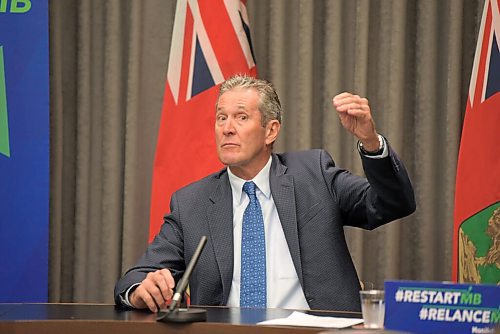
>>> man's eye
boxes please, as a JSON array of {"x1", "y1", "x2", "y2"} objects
[
  {"x1": 239, "y1": 115, "x2": 248, "y2": 121},
  {"x1": 217, "y1": 115, "x2": 226, "y2": 122}
]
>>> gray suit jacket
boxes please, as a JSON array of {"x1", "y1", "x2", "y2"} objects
[{"x1": 115, "y1": 146, "x2": 415, "y2": 311}]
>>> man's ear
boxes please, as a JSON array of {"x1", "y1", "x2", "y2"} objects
[{"x1": 265, "y1": 120, "x2": 281, "y2": 145}]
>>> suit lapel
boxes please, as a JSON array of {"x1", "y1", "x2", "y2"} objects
[
  {"x1": 269, "y1": 154, "x2": 304, "y2": 286},
  {"x1": 207, "y1": 171, "x2": 234, "y2": 304}
]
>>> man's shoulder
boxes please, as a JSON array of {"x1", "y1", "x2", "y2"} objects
[
  {"x1": 277, "y1": 148, "x2": 326, "y2": 158},
  {"x1": 275, "y1": 149, "x2": 334, "y2": 167},
  {"x1": 174, "y1": 168, "x2": 227, "y2": 196}
]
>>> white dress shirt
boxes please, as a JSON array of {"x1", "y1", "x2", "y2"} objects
[{"x1": 226, "y1": 157, "x2": 309, "y2": 309}]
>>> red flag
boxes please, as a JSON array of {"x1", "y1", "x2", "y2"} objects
[
  {"x1": 149, "y1": 0, "x2": 257, "y2": 241},
  {"x1": 453, "y1": 0, "x2": 500, "y2": 283}
]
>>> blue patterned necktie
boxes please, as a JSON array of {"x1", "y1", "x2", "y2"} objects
[{"x1": 240, "y1": 181, "x2": 267, "y2": 308}]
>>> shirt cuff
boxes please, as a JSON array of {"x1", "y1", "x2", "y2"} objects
[
  {"x1": 120, "y1": 283, "x2": 141, "y2": 308},
  {"x1": 357, "y1": 135, "x2": 388, "y2": 159}
]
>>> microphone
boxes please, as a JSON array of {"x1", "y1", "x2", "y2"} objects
[{"x1": 157, "y1": 235, "x2": 208, "y2": 323}]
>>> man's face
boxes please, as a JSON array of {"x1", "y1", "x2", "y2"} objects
[{"x1": 215, "y1": 88, "x2": 279, "y2": 179}]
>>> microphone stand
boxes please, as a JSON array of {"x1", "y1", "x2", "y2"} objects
[{"x1": 157, "y1": 235, "x2": 208, "y2": 323}]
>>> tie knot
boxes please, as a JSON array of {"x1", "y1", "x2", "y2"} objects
[{"x1": 243, "y1": 181, "x2": 256, "y2": 197}]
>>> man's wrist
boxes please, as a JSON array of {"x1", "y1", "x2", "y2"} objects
[
  {"x1": 121, "y1": 283, "x2": 141, "y2": 308},
  {"x1": 359, "y1": 135, "x2": 384, "y2": 155}
]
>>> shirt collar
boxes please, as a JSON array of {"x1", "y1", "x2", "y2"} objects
[{"x1": 227, "y1": 156, "x2": 273, "y2": 204}]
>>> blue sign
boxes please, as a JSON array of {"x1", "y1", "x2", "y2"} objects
[
  {"x1": 385, "y1": 280, "x2": 499, "y2": 334},
  {"x1": 0, "y1": 0, "x2": 49, "y2": 302}
]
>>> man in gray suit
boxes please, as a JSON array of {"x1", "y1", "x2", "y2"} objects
[{"x1": 114, "y1": 74, "x2": 415, "y2": 312}]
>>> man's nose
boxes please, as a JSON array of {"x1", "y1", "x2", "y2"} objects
[{"x1": 222, "y1": 118, "x2": 235, "y2": 135}]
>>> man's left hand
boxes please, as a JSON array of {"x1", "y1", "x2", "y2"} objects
[{"x1": 332, "y1": 92, "x2": 380, "y2": 152}]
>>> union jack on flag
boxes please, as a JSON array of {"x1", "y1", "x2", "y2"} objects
[
  {"x1": 467, "y1": 0, "x2": 500, "y2": 108},
  {"x1": 149, "y1": 0, "x2": 257, "y2": 240},
  {"x1": 453, "y1": 0, "x2": 499, "y2": 283}
]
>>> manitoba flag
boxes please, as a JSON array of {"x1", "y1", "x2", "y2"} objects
[
  {"x1": 453, "y1": 0, "x2": 499, "y2": 283},
  {"x1": 149, "y1": 0, "x2": 257, "y2": 240}
]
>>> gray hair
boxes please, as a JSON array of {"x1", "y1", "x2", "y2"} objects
[{"x1": 216, "y1": 74, "x2": 282, "y2": 126}]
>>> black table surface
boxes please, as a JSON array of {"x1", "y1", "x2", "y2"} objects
[
  {"x1": 0, "y1": 303, "x2": 413, "y2": 334},
  {"x1": 0, "y1": 303, "x2": 361, "y2": 324}
]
